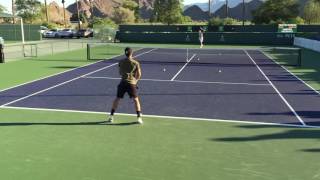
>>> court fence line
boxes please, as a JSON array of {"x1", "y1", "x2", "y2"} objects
[{"x1": 3, "y1": 39, "x2": 99, "y2": 62}]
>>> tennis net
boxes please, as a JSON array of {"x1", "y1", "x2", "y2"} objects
[{"x1": 87, "y1": 43, "x2": 302, "y2": 66}]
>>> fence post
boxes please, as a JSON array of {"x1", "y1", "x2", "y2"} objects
[
  {"x1": 0, "y1": 39, "x2": 4, "y2": 63},
  {"x1": 298, "y1": 48, "x2": 302, "y2": 67},
  {"x1": 87, "y1": 44, "x2": 90, "y2": 60},
  {"x1": 51, "y1": 42, "x2": 54, "y2": 55}
]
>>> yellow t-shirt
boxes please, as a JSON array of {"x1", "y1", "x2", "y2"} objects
[{"x1": 119, "y1": 58, "x2": 141, "y2": 85}]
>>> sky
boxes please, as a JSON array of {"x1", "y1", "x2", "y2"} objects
[{"x1": 0, "y1": 0, "x2": 208, "y2": 13}]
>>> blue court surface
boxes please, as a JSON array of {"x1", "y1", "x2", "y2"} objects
[{"x1": 1, "y1": 48, "x2": 320, "y2": 127}]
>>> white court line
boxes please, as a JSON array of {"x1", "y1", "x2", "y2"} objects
[
  {"x1": 1, "y1": 106, "x2": 318, "y2": 128},
  {"x1": 0, "y1": 49, "x2": 157, "y2": 107},
  {"x1": 0, "y1": 58, "x2": 110, "y2": 94},
  {"x1": 244, "y1": 50, "x2": 306, "y2": 126},
  {"x1": 0, "y1": 47, "x2": 147, "y2": 94},
  {"x1": 83, "y1": 76, "x2": 271, "y2": 86},
  {"x1": 260, "y1": 50, "x2": 320, "y2": 96},
  {"x1": 170, "y1": 54, "x2": 196, "y2": 81},
  {"x1": 147, "y1": 51, "x2": 247, "y2": 57}
]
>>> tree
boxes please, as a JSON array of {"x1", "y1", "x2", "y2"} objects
[
  {"x1": 152, "y1": 0, "x2": 186, "y2": 25},
  {"x1": 89, "y1": 17, "x2": 117, "y2": 28},
  {"x1": 44, "y1": 0, "x2": 49, "y2": 23},
  {"x1": 122, "y1": 0, "x2": 139, "y2": 21},
  {"x1": 252, "y1": 0, "x2": 300, "y2": 24},
  {"x1": 15, "y1": 0, "x2": 42, "y2": 23},
  {"x1": 12, "y1": 0, "x2": 16, "y2": 23},
  {"x1": 70, "y1": 12, "x2": 88, "y2": 24},
  {"x1": 112, "y1": 7, "x2": 135, "y2": 24},
  {"x1": 208, "y1": 17, "x2": 241, "y2": 26},
  {"x1": 303, "y1": 0, "x2": 320, "y2": 24},
  {"x1": 0, "y1": 4, "x2": 6, "y2": 13},
  {"x1": 288, "y1": 16, "x2": 305, "y2": 24}
]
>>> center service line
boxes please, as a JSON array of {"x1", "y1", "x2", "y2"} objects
[{"x1": 170, "y1": 54, "x2": 196, "y2": 81}]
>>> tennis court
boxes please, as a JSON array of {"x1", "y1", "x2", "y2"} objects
[{"x1": 1, "y1": 45, "x2": 319, "y2": 127}]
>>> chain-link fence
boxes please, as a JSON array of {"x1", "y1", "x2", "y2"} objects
[{"x1": 3, "y1": 39, "x2": 98, "y2": 62}]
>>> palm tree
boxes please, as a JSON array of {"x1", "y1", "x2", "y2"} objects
[
  {"x1": 12, "y1": 0, "x2": 16, "y2": 23},
  {"x1": 225, "y1": 0, "x2": 228, "y2": 18},
  {"x1": 208, "y1": 0, "x2": 211, "y2": 17},
  {"x1": 44, "y1": 0, "x2": 49, "y2": 23},
  {"x1": 62, "y1": 0, "x2": 66, "y2": 27},
  {"x1": 242, "y1": 0, "x2": 245, "y2": 25},
  {"x1": 89, "y1": 0, "x2": 94, "y2": 19},
  {"x1": 76, "y1": 0, "x2": 81, "y2": 29}
]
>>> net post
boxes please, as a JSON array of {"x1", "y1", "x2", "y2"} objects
[
  {"x1": 0, "y1": 43, "x2": 4, "y2": 63},
  {"x1": 87, "y1": 43, "x2": 90, "y2": 60}
]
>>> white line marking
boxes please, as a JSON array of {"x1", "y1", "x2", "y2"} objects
[
  {"x1": 0, "y1": 48, "x2": 147, "y2": 94},
  {"x1": 170, "y1": 54, "x2": 196, "y2": 81},
  {"x1": 260, "y1": 50, "x2": 320, "y2": 96},
  {"x1": 0, "y1": 49, "x2": 156, "y2": 107},
  {"x1": 244, "y1": 50, "x2": 306, "y2": 126},
  {"x1": 146, "y1": 51, "x2": 248, "y2": 57},
  {"x1": 0, "y1": 60, "x2": 106, "y2": 93},
  {"x1": 0, "y1": 63, "x2": 118, "y2": 107},
  {"x1": 83, "y1": 76, "x2": 271, "y2": 86},
  {"x1": 1, "y1": 106, "x2": 318, "y2": 128}
]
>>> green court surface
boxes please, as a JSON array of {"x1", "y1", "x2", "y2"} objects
[
  {"x1": 1, "y1": 44, "x2": 320, "y2": 180},
  {"x1": 4, "y1": 41, "x2": 19, "y2": 44}
]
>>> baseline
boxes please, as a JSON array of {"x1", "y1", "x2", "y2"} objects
[{"x1": 1, "y1": 105, "x2": 317, "y2": 128}]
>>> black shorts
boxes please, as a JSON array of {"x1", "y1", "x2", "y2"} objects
[{"x1": 117, "y1": 81, "x2": 138, "y2": 99}]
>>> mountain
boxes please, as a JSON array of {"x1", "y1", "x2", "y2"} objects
[
  {"x1": 184, "y1": 3, "x2": 209, "y2": 12},
  {"x1": 65, "y1": 0, "x2": 310, "y2": 22},
  {"x1": 185, "y1": 0, "x2": 309, "y2": 21},
  {"x1": 67, "y1": 0, "x2": 121, "y2": 18},
  {"x1": 48, "y1": 1, "x2": 71, "y2": 24},
  {"x1": 67, "y1": 0, "x2": 154, "y2": 19},
  {"x1": 183, "y1": 5, "x2": 209, "y2": 21},
  {"x1": 185, "y1": 0, "x2": 254, "y2": 13},
  {"x1": 213, "y1": 0, "x2": 264, "y2": 19}
]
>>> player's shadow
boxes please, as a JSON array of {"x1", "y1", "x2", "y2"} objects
[
  {"x1": 247, "y1": 111, "x2": 320, "y2": 120},
  {"x1": 0, "y1": 121, "x2": 139, "y2": 126},
  {"x1": 301, "y1": 149, "x2": 320, "y2": 153},
  {"x1": 211, "y1": 125, "x2": 320, "y2": 153},
  {"x1": 213, "y1": 129, "x2": 320, "y2": 142}
]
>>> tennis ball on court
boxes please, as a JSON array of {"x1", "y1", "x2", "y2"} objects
[
  {"x1": 219, "y1": 70, "x2": 222, "y2": 73},
  {"x1": 197, "y1": 58, "x2": 200, "y2": 61},
  {"x1": 163, "y1": 68, "x2": 166, "y2": 72}
]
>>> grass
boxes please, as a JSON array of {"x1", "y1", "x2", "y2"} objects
[
  {"x1": 267, "y1": 48, "x2": 320, "y2": 91},
  {"x1": 4, "y1": 41, "x2": 20, "y2": 44},
  {"x1": 290, "y1": 49, "x2": 320, "y2": 91},
  {"x1": 0, "y1": 44, "x2": 320, "y2": 180},
  {"x1": 0, "y1": 108, "x2": 320, "y2": 180},
  {"x1": 4, "y1": 40, "x2": 40, "y2": 44}
]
